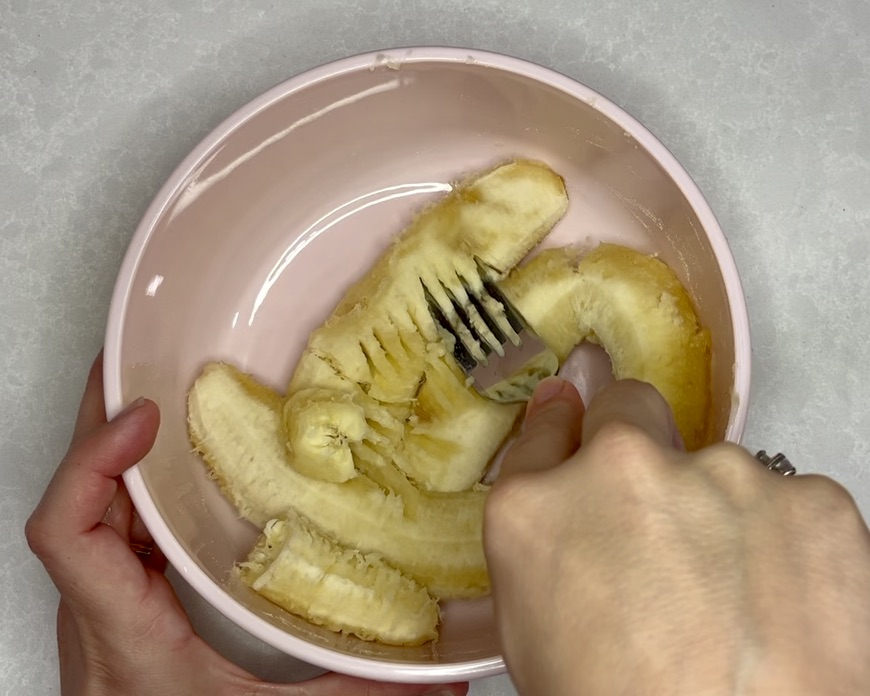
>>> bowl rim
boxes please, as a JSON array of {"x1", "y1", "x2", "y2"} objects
[{"x1": 104, "y1": 45, "x2": 752, "y2": 683}]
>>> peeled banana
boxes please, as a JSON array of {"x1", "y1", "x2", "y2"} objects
[
  {"x1": 285, "y1": 159, "x2": 568, "y2": 491},
  {"x1": 187, "y1": 158, "x2": 713, "y2": 646},
  {"x1": 188, "y1": 363, "x2": 490, "y2": 598},
  {"x1": 239, "y1": 513, "x2": 439, "y2": 645},
  {"x1": 503, "y1": 244, "x2": 712, "y2": 450}
]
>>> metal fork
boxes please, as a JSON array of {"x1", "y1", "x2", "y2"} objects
[{"x1": 422, "y1": 272, "x2": 559, "y2": 403}]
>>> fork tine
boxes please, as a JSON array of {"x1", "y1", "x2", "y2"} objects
[
  {"x1": 463, "y1": 287, "x2": 507, "y2": 346},
  {"x1": 471, "y1": 258, "x2": 523, "y2": 346},
  {"x1": 442, "y1": 279, "x2": 504, "y2": 356},
  {"x1": 422, "y1": 269, "x2": 559, "y2": 403},
  {"x1": 481, "y1": 280, "x2": 523, "y2": 344},
  {"x1": 422, "y1": 283, "x2": 478, "y2": 373},
  {"x1": 421, "y1": 280, "x2": 488, "y2": 366}
]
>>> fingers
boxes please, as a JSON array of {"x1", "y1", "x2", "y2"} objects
[
  {"x1": 498, "y1": 377, "x2": 585, "y2": 479},
  {"x1": 26, "y1": 397, "x2": 160, "y2": 562},
  {"x1": 102, "y1": 482, "x2": 135, "y2": 543},
  {"x1": 581, "y1": 379, "x2": 678, "y2": 449},
  {"x1": 128, "y1": 502, "x2": 164, "y2": 572},
  {"x1": 101, "y1": 480, "x2": 156, "y2": 552},
  {"x1": 130, "y1": 506, "x2": 155, "y2": 548},
  {"x1": 263, "y1": 671, "x2": 468, "y2": 695},
  {"x1": 499, "y1": 379, "x2": 678, "y2": 482},
  {"x1": 71, "y1": 352, "x2": 107, "y2": 444}
]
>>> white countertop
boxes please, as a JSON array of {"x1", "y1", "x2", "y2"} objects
[{"x1": 3, "y1": 1, "x2": 869, "y2": 693}]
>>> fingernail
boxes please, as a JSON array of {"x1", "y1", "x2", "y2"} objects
[
  {"x1": 532, "y1": 376, "x2": 566, "y2": 404},
  {"x1": 114, "y1": 397, "x2": 146, "y2": 420}
]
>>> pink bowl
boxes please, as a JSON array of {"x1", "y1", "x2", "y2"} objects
[{"x1": 104, "y1": 47, "x2": 750, "y2": 682}]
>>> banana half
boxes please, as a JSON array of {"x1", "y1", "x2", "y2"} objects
[
  {"x1": 503, "y1": 244, "x2": 712, "y2": 450},
  {"x1": 239, "y1": 513, "x2": 439, "y2": 646},
  {"x1": 285, "y1": 159, "x2": 569, "y2": 492}
]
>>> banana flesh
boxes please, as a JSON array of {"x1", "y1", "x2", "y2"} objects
[
  {"x1": 282, "y1": 388, "x2": 367, "y2": 483},
  {"x1": 239, "y1": 514, "x2": 439, "y2": 646},
  {"x1": 188, "y1": 363, "x2": 490, "y2": 599},
  {"x1": 503, "y1": 244, "x2": 712, "y2": 450},
  {"x1": 392, "y1": 346, "x2": 521, "y2": 492},
  {"x1": 285, "y1": 159, "x2": 568, "y2": 492}
]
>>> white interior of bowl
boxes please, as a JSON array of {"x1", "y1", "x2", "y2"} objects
[{"x1": 104, "y1": 47, "x2": 750, "y2": 683}]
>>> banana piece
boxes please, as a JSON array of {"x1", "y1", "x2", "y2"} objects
[
  {"x1": 503, "y1": 244, "x2": 712, "y2": 450},
  {"x1": 188, "y1": 363, "x2": 489, "y2": 598},
  {"x1": 393, "y1": 345, "x2": 521, "y2": 491},
  {"x1": 239, "y1": 514, "x2": 439, "y2": 646},
  {"x1": 284, "y1": 159, "x2": 568, "y2": 492},
  {"x1": 283, "y1": 389, "x2": 366, "y2": 483}
]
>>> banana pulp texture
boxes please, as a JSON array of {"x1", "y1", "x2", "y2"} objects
[
  {"x1": 285, "y1": 158, "x2": 569, "y2": 492},
  {"x1": 503, "y1": 244, "x2": 712, "y2": 450},
  {"x1": 238, "y1": 513, "x2": 439, "y2": 646},
  {"x1": 187, "y1": 158, "x2": 713, "y2": 646},
  {"x1": 188, "y1": 363, "x2": 490, "y2": 601}
]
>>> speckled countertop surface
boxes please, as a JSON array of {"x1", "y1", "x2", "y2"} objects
[{"x1": 3, "y1": 1, "x2": 869, "y2": 693}]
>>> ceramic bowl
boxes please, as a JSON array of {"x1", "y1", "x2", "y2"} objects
[{"x1": 104, "y1": 47, "x2": 750, "y2": 683}]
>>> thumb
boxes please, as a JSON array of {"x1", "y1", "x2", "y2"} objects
[
  {"x1": 498, "y1": 376, "x2": 585, "y2": 479},
  {"x1": 582, "y1": 379, "x2": 678, "y2": 449}
]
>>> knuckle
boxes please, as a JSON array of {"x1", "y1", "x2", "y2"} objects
[
  {"x1": 797, "y1": 474, "x2": 862, "y2": 520},
  {"x1": 700, "y1": 443, "x2": 765, "y2": 489},
  {"x1": 579, "y1": 422, "x2": 674, "y2": 505},
  {"x1": 24, "y1": 511, "x2": 52, "y2": 558},
  {"x1": 588, "y1": 420, "x2": 650, "y2": 451},
  {"x1": 710, "y1": 441, "x2": 755, "y2": 461},
  {"x1": 585, "y1": 421, "x2": 664, "y2": 473}
]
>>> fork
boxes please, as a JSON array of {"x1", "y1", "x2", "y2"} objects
[{"x1": 421, "y1": 272, "x2": 559, "y2": 404}]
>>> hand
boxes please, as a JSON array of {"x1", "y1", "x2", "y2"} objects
[
  {"x1": 26, "y1": 354, "x2": 467, "y2": 696},
  {"x1": 484, "y1": 377, "x2": 870, "y2": 696}
]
